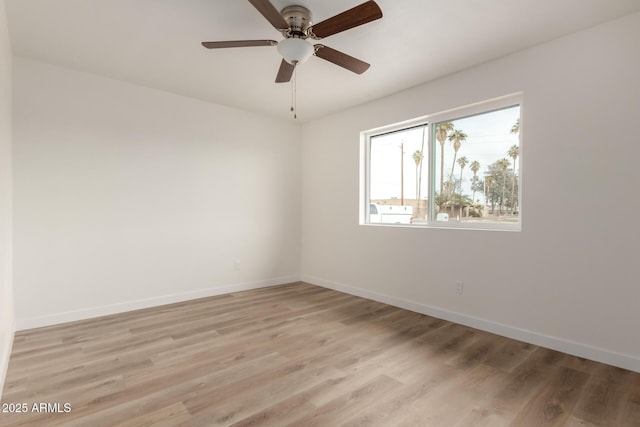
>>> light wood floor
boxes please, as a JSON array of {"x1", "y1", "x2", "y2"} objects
[{"x1": 1, "y1": 282, "x2": 639, "y2": 426}]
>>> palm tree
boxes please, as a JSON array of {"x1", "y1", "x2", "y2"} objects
[
  {"x1": 457, "y1": 156, "x2": 468, "y2": 194},
  {"x1": 436, "y1": 122, "x2": 454, "y2": 193},
  {"x1": 448, "y1": 129, "x2": 468, "y2": 189},
  {"x1": 507, "y1": 145, "x2": 519, "y2": 214},
  {"x1": 496, "y1": 158, "x2": 511, "y2": 214},
  {"x1": 485, "y1": 175, "x2": 494, "y2": 211},
  {"x1": 451, "y1": 193, "x2": 473, "y2": 219},
  {"x1": 434, "y1": 192, "x2": 450, "y2": 215},
  {"x1": 511, "y1": 118, "x2": 520, "y2": 135},
  {"x1": 470, "y1": 160, "x2": 480, "y2": 202},
  {"x1": 412, "y1": 150, "x2": 424, "y2": 201}
]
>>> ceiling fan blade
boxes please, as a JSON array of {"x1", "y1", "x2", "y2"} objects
[
  {"x1": 310, "y1": 1, "x2": 382, "y2": 39},
  {"x1": 275, "y1": 59, "x2": 295, "y2": 83},
  {"x1": 314, "y1": 45, "x2": 370, "y2": 74},
  {"x1": 202, "y1": 40, "x2": 277, "y2": 49},
  {"x1": 248, "y1": 0, "x2": 289, "y2": 30}
]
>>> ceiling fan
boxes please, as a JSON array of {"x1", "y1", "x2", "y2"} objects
[{"x1": 201, "y1": 0, "x2": 383, "y2": 83}]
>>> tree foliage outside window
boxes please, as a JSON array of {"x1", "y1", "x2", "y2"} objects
[{"x1": 364, "y1": 95, "x2": 521, "y2": 230}]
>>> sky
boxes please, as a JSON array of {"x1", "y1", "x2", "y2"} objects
[{"x1": 369, "y1": 105, "x2": 520, "y2": 202}]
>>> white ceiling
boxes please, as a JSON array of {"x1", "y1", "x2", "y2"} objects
[{"x1": 6, "y1": 0, "x2": 640, "y2": 122}]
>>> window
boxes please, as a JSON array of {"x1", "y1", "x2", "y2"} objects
[{"x1": 362, "y1": 94, "x2": 522, "y2": 230}]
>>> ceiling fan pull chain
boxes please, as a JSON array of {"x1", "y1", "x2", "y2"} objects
[{"x1": 291, "y1": 63, "x2": 297, "y2": 119}]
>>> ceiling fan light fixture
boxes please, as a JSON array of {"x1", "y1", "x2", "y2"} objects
[{"x1": 277, "y1": 38, "x2": 314, "y2": 65}]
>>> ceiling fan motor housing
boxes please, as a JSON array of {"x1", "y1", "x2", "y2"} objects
[{"x1": 280, "y1": 5, "x2": 312, "y2": 38}]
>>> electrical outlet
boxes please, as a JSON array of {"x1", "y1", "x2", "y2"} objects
[
  {"x1": 455, "y1": 281, "x2": 464, "y2": 295},
  {"x1": 234, "y1": 260, "x2": 241, "y2": 271}
]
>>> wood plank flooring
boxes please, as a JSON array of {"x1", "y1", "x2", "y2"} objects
[{"x1": 1, "y1": 282, "x2": 639, "y2": 426}]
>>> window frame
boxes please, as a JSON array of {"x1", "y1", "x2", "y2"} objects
[{"x1": 361, "y1": 93, "x2": 523, "y2": 232}]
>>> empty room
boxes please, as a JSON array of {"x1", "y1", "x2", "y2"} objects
[{"x1": 1, "y1": 0, "x2": 640, "y2": 426}]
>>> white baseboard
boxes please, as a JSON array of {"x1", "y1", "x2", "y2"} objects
[
  {"x1": 302, "y1": 275, "x2": 640, "y2": 373},
  {"x1": 15, "y1": 275, "x2": 300, "y2": 331},
  {"x1": 0, "y1": 320, "x2": 15, "y2": 402}
]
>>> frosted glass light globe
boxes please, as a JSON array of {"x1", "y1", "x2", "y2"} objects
[{"x1": 277, "y1": 38, "x2": 314, "y2": 65}]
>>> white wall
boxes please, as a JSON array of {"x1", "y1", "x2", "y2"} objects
[
  {"x1": 12, "y1": 58, "x2": 301, "y2": 328},
  {"x1": 0, "y1": 0, "x2": 14, "y2": 398},
  {"x1": 301, "y1": 12, "x2": 640, "y2": 371},
  {"x1": 7, "y1": 9, "x2": 640, "y2": 380}
]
